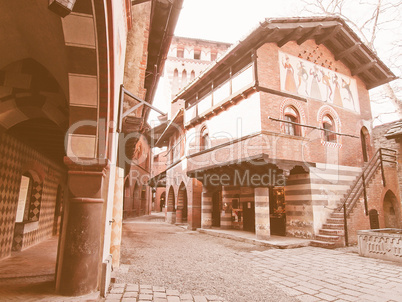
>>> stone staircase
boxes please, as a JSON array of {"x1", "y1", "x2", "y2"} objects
[
  {"x1": 310, "y1": 148, "x2": 397, "y2": 249},
  {"x1": 310, "y1": 212, "x2": 345, "y2": 248}
]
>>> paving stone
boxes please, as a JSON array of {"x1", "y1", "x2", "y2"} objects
[
  {"x1": 124, "y1": 291, "x2": 139, "y2": 298},
  {"x1": 138, "y1": 293, "x2": 153, "y2": 300},
  {"x1": 166, "y1": 289, "x2": 180, "y2": 296},
  {"x1": 153, "y1": 286, "x2": 166, "y2": 292},
  {"x1": 294, "y1": 286, "x2": 319, "y2": 296},
  {"x1": 122, "y1": 298, "x2": 136, "y2": 302},
  {"x1": 140, "y1": 284, "x2": 152, "y2": 290},
  {"x1": 140, "y1": 289, "x2": 153, "y2": 294},
  {"x1": 296, "y1": 294, "x2": 321, "y2": 302},
  {"x1": 194, "y1": 296, "x2": 208, "y2": 302},
  {"x1": 155, "y1": 292, "x2": 167, "y2": 298},
  {"x1": 167, "y1": 296, "x2": 180, "y2": 302},
  {"x1": 113, "y1": 283, "x2": 126, "y2": 288},
  {"x1": 315, "y1": 292, "x2": 337, "y2": 301},
  {"x1": 110, "y1": 287, "x2": 125, "y2": 294},
  {"x1": 154, "y1": 299, "x2": 168, "y2": 302},
  {"x1": 106, "y1": 293, "x2": 123, "y2": 300},
  {"x1": 126, "y1": 284, "x2": 140, "y2": 292},
  {"x1": 180, "y1": 294, "x2": 193, "y2": 300}
]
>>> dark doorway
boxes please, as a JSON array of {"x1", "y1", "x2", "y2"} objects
[
  {"x1": 212, "y1": 190, "x2": 221, "y2": 227},
  {"x1": 369, "y1": 209, "x2": 380, "y2": 229},
  {"x1": 269, "y1": 187, "x2": 286, "y2": 236},
  {"x1": 243, "y1": 201, "x2": 255, "y2": 232}
]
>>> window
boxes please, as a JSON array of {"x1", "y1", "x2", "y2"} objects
[
  {"x1": 177, "y1": 48, "x2": 184, "y2": 58},
  {"x1": 194, "y1": 49, "x2": 201, "y2": 60},
  {"x1": 284, "y1": 106, "x2": 300, "y2": 136},
  {"x1": 323, "y1": 114, "x2": 337, "y2": 142},
  {"x1": 15, "y1": 173, "x2": 41, "y2": 222},
  {"x1": 200, "y1": 127, "x2": 210, "y2": 151}
]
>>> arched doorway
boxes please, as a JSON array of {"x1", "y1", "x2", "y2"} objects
[
  {"x1": 383, "y1": 190, "x2": 399, "y2": 228},
  {"x1": 167, "y1": 186, "x2": 176, "y2": 224},
  {"x1": 177, "y1": 183, "x2": 188, "y2": 223},
  {"x1": 360, "y1": 127, "x2": 371, "y2": 162},
  {"x1": 160, "y1": 191, "x2": 166, "y2": 212}
]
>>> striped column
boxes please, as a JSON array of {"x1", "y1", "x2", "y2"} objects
[
  {"x1": 255, "y1": 187, "x2": 270, "y2": 240},
  {"x1": 221, "y1": 186, "x2": 235, "y2": 229},
  {"x1": 201, "y1": 186, "x2": 213, "y2": 228}
]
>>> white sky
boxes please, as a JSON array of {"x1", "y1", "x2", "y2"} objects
[{"x1": 148, "y1": 0, "x2": 401, "y2": 126}]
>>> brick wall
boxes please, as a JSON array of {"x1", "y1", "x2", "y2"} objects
[{"x1": 373, "y1": 120, "x2": 402, "y2": 202}]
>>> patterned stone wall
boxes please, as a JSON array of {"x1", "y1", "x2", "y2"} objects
[{"x1": 0, "y1": 132, "x2": 66, "y2": 259}]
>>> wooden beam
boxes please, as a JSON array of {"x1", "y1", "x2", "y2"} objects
[
  {"x1": 352, "y1": 60, "x2": 377, "y2": 76},
  {"x1": 316, "y1": 25, "x2": 341, "y2": 45},
  {"x1": 335, "y1": 43, "x2": 361, "y2": 61},
  {"x1": 277, "y1": 26, "x2": 303, "y2": 47},
  {"x1": 297, "y1": 25, "x2": 322, "y2": 45},
  {"x1": 264, "y1": 27, "x2": 280, "y2": 41}
]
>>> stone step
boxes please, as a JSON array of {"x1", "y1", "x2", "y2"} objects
[
  {"x1": 310, "y1": 240, "x2": 336, "y2": 249},
  {"x1": 319, "y1": 229, "x2": 344, "y2": 236},
  {"x1": 331, "y1": 212, "x2": 344, "y2": 219},
  {"x1": 322, "y1": 223, "x2": 344, "y2": 229},
  {"x1": 327, "y1": 218, "x2": 344, "y2": 224},
  {"x1": 315, "y1": 234, "x2": 341, "y2": 242}
]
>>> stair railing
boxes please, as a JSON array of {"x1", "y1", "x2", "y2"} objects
[{"x1": 338, "y1": 148, "x2": 397, "y2": 246}]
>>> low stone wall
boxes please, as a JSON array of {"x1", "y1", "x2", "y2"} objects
[{"x1": 357, "y1": 229, "x2": 402, "y2": 263}]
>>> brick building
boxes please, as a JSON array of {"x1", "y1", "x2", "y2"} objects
[
  {"x1": 0, "y1": 0, "x2": 182, "y2": 297},
  {"x1": 155, "y1": 16, "x2": 400, "y2": 247},
  {"x1": 149, "y1": 37, "x2": 231, "y2": 213}
]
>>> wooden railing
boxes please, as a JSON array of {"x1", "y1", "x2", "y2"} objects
[{"x1": 337, "y1": 148, "x2": 397, "y2": 246}]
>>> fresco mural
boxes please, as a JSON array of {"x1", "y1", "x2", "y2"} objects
[{"x1": 279, "y1": 51, "x2": 360, "y2": 113}]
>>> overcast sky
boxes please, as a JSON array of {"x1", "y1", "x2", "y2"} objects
[{"x1": 149, "y1": 0, "x2": 401, "y2": 126}]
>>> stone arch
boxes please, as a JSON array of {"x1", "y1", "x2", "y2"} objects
[
  {"x1": 279, "y1": 98, "x2": 306, "y2": 136},
  {"x1": 160, "y1": 191, "x2": 166, "y2": 211},
  {"x1": 60, "y1": 0, "x2": 110, "y2": 160},
  {"x1": 177, "y1": 182, "x2": 188, "y2": 223},
  {"x1": 166, "y1": 186, "x2": 176, "y2": 224},
  {"x1": 383, "y1": 190, "x2": 400, "y2": 228},
  {"x1": 133, "y1": 182, "x2": 141, "y2": 217},
  {"x1": 317, "y1": 105, "x2": 342, "y2": 147}
]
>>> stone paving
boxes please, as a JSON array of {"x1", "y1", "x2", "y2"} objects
[
  {"x1": 103, "y1": 283, "x2": 226, "y2": 302},
  {"x1": 244, "y1": 246, "x2": 402, "y2": 302}
]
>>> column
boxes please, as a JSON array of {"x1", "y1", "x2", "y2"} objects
[
  {"x1": 57, "y1": 159, "x2": 107, "y2": 296},
  {"x1": 201, "y1": 186, "x2": 213, "y2": 228},
  {"x1": 254, "y1": 187, "x2": 270, "y2": 240},
  {"x1": 221, "y1": 186, "x2": 234, "y2": 229}
]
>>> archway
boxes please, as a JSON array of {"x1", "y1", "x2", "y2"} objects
[
  {"x1": 160, "y1": 191, "x2": 166, "y2": 212},
  {"x1": 177, "y1": 183, "x2": 188, "y2": 223},
  {"x1": 133, "y1": 182, "x2": 141, "y2": 217},
  {"x1": 167, "y1": 186, "x2": 176, "y2": 224},
  {"x1": 383, "y1": 190, "x2": 399, "y2": 228},
  {"x1": 123, "y1": 178, "x2": 131, "y2": 219},
  {"x1": 360, "y1": 127, "x2": 371, "y2": 162}
]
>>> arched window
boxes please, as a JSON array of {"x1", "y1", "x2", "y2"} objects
[
  {"x1": 182, "y1": 69, "x2": 187, "y2": 87},
  {"x1": 200, "y1": 127, "x2": 210, "y2": 151},
  {"x1": 322, "y1": 114, "x2": 337, "y2": 142},
  {"x1": 190, "y1": 70, "x2": 195, "y2": 81},
  {"x1": 284, "y1": 106, "x2": 300, "y2": 136}
]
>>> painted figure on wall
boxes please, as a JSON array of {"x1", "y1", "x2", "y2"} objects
[
  {"x1": 332, "y1": 74, "x2": 343, "y2": 107},
  {"x1": 309, "y1": 65, "x2": 322, "y2": 100},
  {"x1": 297, "y1": 61, "x2": 309, "y2": 95},
  {"x1": 282, "y1": 56, "x2": 297, "y2": 93},
  {"x1": 279, "y1": 51, "x2": 360, "y2": 113},
  {"x1": 320, "y1": 70, "x2": 332, "y2": 102}
]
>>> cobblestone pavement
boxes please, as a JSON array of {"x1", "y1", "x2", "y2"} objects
[
  {"x1": 103, "y1": 283, "x2": 227, "y2": 302},
  {"x1": 245, "y1": 247, "x2": 402, "y2": 302}
]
